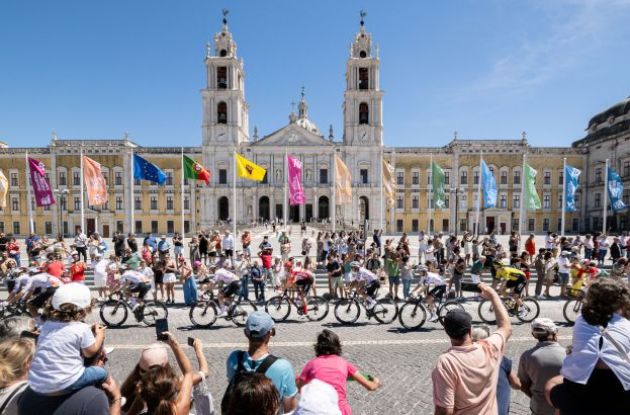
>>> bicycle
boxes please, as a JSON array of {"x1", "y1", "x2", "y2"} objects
[
  {"x1": 398, "y1": 293, "x2": 464, "y2": 330},
  {"x1": 0, "y1": 300, "x2": 28, "y2": 320},
  {"x1": 333, "y1": 289, "x2": 398, "y2": 325},
  {"x1": 99, "y1": 290, "x2": 168, "y2": 327},
  {"x1": 563, "y1": 288, "x2": 585, "y2": 324},
  {"x1": 189, "y1": 289, "x2": 257, "y2": 328},
  {"x1": 478, "y1": 295, "x2": 540, "y2": 324},
  {"x1": 264, "y1": 288, "x2": 329, "y2": 322}
]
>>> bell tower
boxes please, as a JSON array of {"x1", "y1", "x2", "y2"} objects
[
  {"x1": 343, "y1": 11, "x2": 383, "y2": 146},
  {"x1": 201, "y1": 10, "x2": 249, "y2": 146}
]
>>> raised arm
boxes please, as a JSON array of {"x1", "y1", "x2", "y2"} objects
[{"x1": 478, "y1": 283, "x2": 512, "y2": 340}]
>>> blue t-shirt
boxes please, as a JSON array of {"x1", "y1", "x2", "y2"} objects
[
  {"x1": 496, "y1": 356, "x2": 512, "y2": 415},
  {"x1": 226, "y1": 351, "x2": 298, "y2": 401}
]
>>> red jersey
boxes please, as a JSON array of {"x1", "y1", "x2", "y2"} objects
[
  {"x1": 70, "y1": 262, "x2": 86, "y2": 282},
  {"x1": 259, "y1": 253, "x2": 272, "y2": 269},
  {"x1": 45, "y1": 260, "x2": 65, "y2": 278}
]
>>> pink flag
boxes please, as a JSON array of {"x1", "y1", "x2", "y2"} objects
[
  {"x1": 28, "y1": 157, "x2": 55, "y2": 206},
  {"x1": 287, "y1": 155, "x2": 305, "y2": 205}
]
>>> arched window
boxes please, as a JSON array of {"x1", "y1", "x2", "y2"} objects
[
  {"x1": 359, "y1": 103, "x2": 369, "y2": 124},
  {"x1": 217, "y1": 102, "x2": 227, "y2": 124},
  {"x1": 359, "y1": 68, "x2": 369, "y2": 90}
]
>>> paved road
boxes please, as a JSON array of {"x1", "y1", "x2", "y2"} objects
[{"x1": 91, "y1": 295, "x2": 573, "y2": 415}]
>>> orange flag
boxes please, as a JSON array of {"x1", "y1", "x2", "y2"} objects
[
  {"x1": 83, "y1": 156, "x2": 108, "y2": 206},
  {"x1": 334, "y1": 155, "x2": 352, "y2": 205}
]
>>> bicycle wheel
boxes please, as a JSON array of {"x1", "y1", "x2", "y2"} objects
[
  {"x1": 477, "y1": 299, "x2": 497, "y2": 324},
  {"x1": 437, "y1": 300, "x2": 464, "y2": 326},
  {"x1": 264, "y1": 296, "x2": 291, "y2": 322},
  {"x1": 142, "y1": 301, "x2": 168, "y2": 326},
  {"x1": 372, "y1": 299, "x2": 398, "y2": 324},
  {"x1": 99, "y1": 300, "x2": 128, "y2": 327},
  {"x1": 231, "y1": 300, "x2": 258, "y2": 327},
  {"x1": 189, "y1": 301, "x2": 218, "y2": 327},
  {"x1": 563, "y1": 298, "x2": 582, "y2": 324},
  {"x1": 306, "y1": 296, "x2": 329, "y2": 322},
  {"x1": 333, "y1": 299, "x2": 361, "y2": 324},
  {"x1": 398, "y1": 301, "x2": 428, "y2": 330},
  {"x1": 517, "y1": 298, "x2": 540, "y2": 323}
]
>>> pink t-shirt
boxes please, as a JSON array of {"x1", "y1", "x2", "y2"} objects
[
  {"x1": 431, "y1": 332, "x2": 506, "y2": 415},
  {"x1": 299, "y1": 355, "x2": 358, "y2": 415}
]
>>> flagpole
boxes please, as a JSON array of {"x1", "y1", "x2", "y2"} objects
[
  {"x1": 428, "y1": 155, "x2": 433, "y2": 234},
  {"x1": 518, "y1": 152, "x2": 526, "y2": 239},
  {"x1": 180, "y1": 147, "x2": 185, "y2": 239},
  {"x1": 233, "y1": 151, "x2": 237, "y2": 237},
  {"x1": 475, "y1": 151, "x2": 482, "y2": 236},
  {"x1": 603, "y1": 159, "x2": 609, "y2": 234},
  {"x1": 80, "y1": 147, "x2": 85, "y2": 234},
  {"x1": 332, "y1": 153, "x2": 336, "y2": 234},
  {"x1": 130, "y1": 150, "x2": 135, "y2": 234},
  {"x1": 379, "y1": 151, "x2": 384, "y2": 232},
  {"x1": 25, "y1": 151, "x2": 34, "y2": 234},
  {"x1": 284, "y1": 149, "x2": 288, "y2": 231},
  {"x1": 561, "y1": 158, "x2": 567, "y2": 236}
]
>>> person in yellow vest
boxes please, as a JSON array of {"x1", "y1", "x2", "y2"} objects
[{"x1": 493, "y1": 261, "x2": 527, "y2": 318}]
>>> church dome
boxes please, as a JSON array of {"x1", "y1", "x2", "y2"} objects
[
  {"x1": 587, "y1": 96, "x2": 630, "y2": 131},
  {"x1": 295, "y1": 117, "x2": 321, "y2": 135}
]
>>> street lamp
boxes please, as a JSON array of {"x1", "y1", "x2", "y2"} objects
[{"x1": 53, "y1": 189, "x2": 69, "y2": 237}]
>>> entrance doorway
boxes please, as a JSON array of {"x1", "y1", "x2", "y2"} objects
[
  {"x1": 485, "y1": 216, "x2": 495, "y2": 234},
  {"x1": 500, "y1": 222, "x2": 507, "y2": 235},
  {"x1": 259, "y1": 196, "x2": 270, "y2": 221},
  {"x1": 218, "y1": 197, "x2": 229, "y2": 221},
  {"x1": 305, "y1": 204, "x2": 313, "y2": 222},
  {"x1": 86, "y1": 219, "x2": 95, "y2": 235},
  {"x1": 359, "y1": 196, "x2": 369, "y2": 222},
  {"x1": 318, "y1": 196, "x2": 329, "y2": 220},
  {"x1": 289, "y1": 204, "x2": 300, "y2": 223}
]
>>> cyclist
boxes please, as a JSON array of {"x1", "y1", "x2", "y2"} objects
[
  {"x1": 349, "y1": 262, "x2": 380, "y2": 309},
  {"x1": 412, "y1": 265, "x2": 446, "y2": 322},
  {"x1": 119, "y1": 267, "x2": 152, "y2": 320},
  {"x1": 213, "y1": 266, "x2": 241, "y2": 317},
  {"x1": 493, "y1": 261, "x2": 527, "y2": 317},
  {"x1": 23, "y1": 271, "x2": 64, "y2": 318},
  {"x1": 6, "y1": 267, "x2": 33, "y2": 304},
  {"x1": 291, "y1": 262, "x2": 314, "y2": 315}
]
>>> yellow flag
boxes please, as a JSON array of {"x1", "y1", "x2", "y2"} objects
[
  {"x1": 0, "y1": 170, "x2": 7, "y2": 208},
  {"x1": 382, "y1": 159, "x2": 396, "y2": 206},
  {"x1": 334, "y1": 155, "x2": 352, "y2": 205},
  {"x1": 235, "y1": 153, "x2": 266, "y2": 182}
]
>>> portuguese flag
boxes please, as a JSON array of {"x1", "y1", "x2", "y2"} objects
[{"x1": 183, "y1": 155, "x2": 211, "y2": 184}]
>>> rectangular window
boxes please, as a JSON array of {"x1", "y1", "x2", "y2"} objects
[
  {"x1": 544, "y1": 171, "x2": 551, "y2": 185},
  {"x1": 412, "y1": 219, "x2": 419, "y2": 233},
  {"x1": 167, "y1": 220, "x2": 175, "y2": 234},
  {"x1": 543, "y1": 194, "x2": 551, "y2": 209},
  {"x1": 459, "y1": 194, "x2": 467, "y2": 210},
  {"x1": 513, "y1": 194, "x2": 520, "y2": 209},
  {"x1": 543, "y1": 218, "x2": 550, "y2": 232},
  {"x1": 115, "y1": 172, "x2": 123, "y2": 186},
  {"x1": 396, "y1": 171, "x2": 404, "y2": 185},
  {"x1": 444, "y1": 196, "x2": 450, "y2": 209},
  {"x1": 624, "y1": 161, "x2": 630, "y2": 177},
  {"x1": 217, "y1": 66, "x2": 228, "y2": 89},
  {"x1": 11, "y1": 196, "x2": 19, "y2": 211},
  {"x1": 151, "y1": 221, "x2": 158, "y2": 234},
  {"x1": 528, "y1": 218, "x2": 535, "y2": 232},
  {"x1": 73, "y1": 171, "x2": 80, "y2": 186},
  {"x1": 557, "y1": 217, "x2": 562, "y2": 233},
  {"x1": 360, "y1": 169, "x2": 368, "y2": 184},
  {"x1": 442, "y1": 219, "x2": 449, "y2": 232},
  {"x1": 358, "y1": 67, "x2": 369, "y2": 90},
  {"x1": 512, "y1": 218, "x2": 519, "y2": 232},
  {"x1": 74, "y1": 197, "x2": 80, "y2": 211},
  {"x1": 166, "y1": 196, "x2": 174, "y2": 210},
  {"x1": 558, "y1": 193, "x2": 563, "y2": 209},
  {"x1": 460, "y1": 219, "x2": 467, "y2": 232},
  {"x1": 219, "y1": 169, "x2": 227, "y2": 184},
  {"x1": 460, "y1": 171, "x2": 468, "y2": 185},
  {"x1": 134, "y1": 178, "x2": 141, "y2": 186},
  {"x1": 412, "y1": 171, "x2": 419, "y2": 185},
  {"x1": 184, "y1": 196, "x2": 190, "y2": 210},
  {"x1": 134, "y1": 196, "x2": 142, "y2": 210},
  {"x1": 184, "y1": 220, "x2": 190, "y2": 234},
  {"x1": 165, "y1": 172, "x2": 173, "y2": 186},
  {"x1": 500, "y1": 194, "x2": 507, "y2": 208},
  {"x1": 319, "y1": 169, "x2": 328, "y2": 184},
  {"x1": 396, "y1": 219, "x2": 403, "y2": 233},
  {"x1": 427, "y1": 171, "x2": 432, "y2": 185},
  {"x1": 135, "y1": 221, "x2": 143, "y2": 234},
  {"x1": 473, "y1": 171, "x2": 479, "y2": 185},
  {"x1": 559, "y1": 170, "x2": 564, "y2": 185},
  {"x1": 595, "y1": 168, "x2": 602, "y2": 183},
  {"x1": 115, "y1": 196, "x2": 123, "y2": 210},
  {"x1": 444, "y1": 171, "x2": 450, "y2": 185},
  {"x1": 13, "y1": 221, "x2": 20, "y2": 235},
  {"x1": 116, "y1": 221, "x2": 124, "y2": 233},
  {"x1": 412, "y1": 195, "x2": 419, "y2": 209},
  {"x1": 575, "y1": 193, "x2": 580, "y2": 209},
  {"x1": 396, "y1": 195, "x2": 404, "y2": 209},
  {"x1": 623, "y1": 189, "x2": 630, "y2": 206},
  {"x1": 500, "y1": 171, "x2": 508, "y2": 185},
  {"x1": 58, "y1": 171, "x2": 67, "y2": 186},
  {"x1": 10, "y1": 173, "x2": 18, "y2": 187},
  {"x1": 150, "y1": 196, "x2": 158, "y2": 210},
  {"x1": 513, "y1": 170, "x2": 521, "y2": 185},
  {"x1": 594, "y1": 193, "x2": 601, "y2": 208},
  {"x1": 0, "y1": 222, "x2": 4, "y2": 233},
  {"x1": 572, "y1": 218, "x2": 579, "y2": 232},
  {"x1": 45, "y1": 221, "x2": 52, "y2": 235},
  {"x1": 60, "y1": 197, "x2": 66, "y2": 211}
]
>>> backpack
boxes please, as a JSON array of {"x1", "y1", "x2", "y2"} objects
[{"x1": 221, "y1": 351, "x2": 278, "y2": 414}]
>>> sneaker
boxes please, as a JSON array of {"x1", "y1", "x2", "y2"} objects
[
  {"x1": 217, "y1": 310, "x2": 228, "y2": 318},
  {"x1": 518, "y1": 307, "x2": 528, "y2": 318},
  {"x1": 428, "y1": 313, "x2": 439, "y2": 323}
]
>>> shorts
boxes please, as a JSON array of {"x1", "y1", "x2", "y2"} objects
[
  {"x1": 222, "y1": 281, "x2": 241, "y2": 297},
  {"x1": 224, "y1": 249, "x2": 234, "y2": 257},
  {"x1": 163, "y1": 273, "x2": 177, "y2": 284},
  {"x1": 558, "y1": 272, "x2": 570, "y2": 285},
  {"x1": 428, "y1": 285, "x2": 446, "y2": 300},
  {"x1": 331, "y1": 276, "x2": 344, "y2": 290},
  {"x1": 505, "y1": 276, "x2": 527, "y2": 295},
  {"x1": 388, "y1": 276, "x2": 400, "y2": 285},
  {"x1": 296, "y1": 278, "x2": 313, "y2": 293},
  {"x1": 154, "y1": 272, "x2": 164, "y2": 285},
  {"x1": 130, "y1": 282, "x2": 150, "y2": 300},
  {"x1": 366, "y1": 280, "x2": 380, "y2": 297},
  {"x1": 29, "y1": 286, "x2": 57, "y2": 309}
]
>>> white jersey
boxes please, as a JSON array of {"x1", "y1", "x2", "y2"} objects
[
  {"x1": 12, "y1": 274, "x2": 31, "y2": 294},
  {"x1": 353, "y1": 267, "x2": 377, "y2": 283},
  {"x1": 214, "y1": 268, "x2": 238, "y2": 284},
  {"x1": 25, "y1": 273, "x2": 61, "y2": 292},
  {"x1": 120, "y1": 270, "x2": 145, "y2": 285},
  {"x1": 420, "y1": 272, "x2": 445, "y2": 287}
]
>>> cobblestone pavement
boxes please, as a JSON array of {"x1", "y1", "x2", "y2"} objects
[{"x1": 94, "y1": 296, "x2": 573, "y2": 415}]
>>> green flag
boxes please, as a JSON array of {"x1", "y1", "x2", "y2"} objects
[
  {"x1": 432, "y1": 162, "x2": 446, "y2": 208},
  {"x1": 524, "y1": 163, "x2": 541, "y2": 210}
]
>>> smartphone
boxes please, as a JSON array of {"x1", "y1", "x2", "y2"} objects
[
  {"x1": 155, "y1": 318, "x2": 169, "y2": 341},
  {"x1": 187, "y1": 337, "x2": 195, "y2": 347}
]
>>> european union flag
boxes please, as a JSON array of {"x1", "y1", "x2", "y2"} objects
[{"x1": 134, "y1": 154, "x2": 166, "y2": 185}]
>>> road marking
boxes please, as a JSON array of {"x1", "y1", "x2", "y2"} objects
[{"x1": 107, "y1": 335, "x2": 572, "y2": 350}]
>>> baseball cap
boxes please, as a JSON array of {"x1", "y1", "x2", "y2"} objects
[
  {"x1": 139, "y1": 343, "x2": 169, "y2": 370},
  {"x1": 443, "y1": 309, "x2": 473, "y2": 338},
  {"x1": 294, "y1": 379, "x2": 342, "y2": 415},
  {"x1": 245, "y1": 311, "x2": 275, "y2": 339},
  {"x1": 52, "y1": 283, "x2": 92, "y2": 311},
  {"x1": 531, "y1": 317, "x2": 558, "y2": 334}
]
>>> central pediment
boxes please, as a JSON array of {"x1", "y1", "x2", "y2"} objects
[{"x1": 252, "y1": 124, "x2": 333, "y2": 147}]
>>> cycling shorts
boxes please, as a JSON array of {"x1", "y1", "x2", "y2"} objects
[
  {"x1": 29, "y1": 286, "x2": 57, "y2": 309},
  {"x1": 505, "y1": 275, "x2": 527, "y2": 295},
  {"x1": 428, "y1": 285, "x2": 446, "y2": 300},
  {"x1": 222, "y1": 280, "x2": 241, "y2": 297},
  {"x1": 365, "y1": 280, "x2": 380, "y2": 298}
]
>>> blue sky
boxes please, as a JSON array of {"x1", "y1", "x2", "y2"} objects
[{"x1": 1, "y1": 0, "x2": 630, "y2": 148}]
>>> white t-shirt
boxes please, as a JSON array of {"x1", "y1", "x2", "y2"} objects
[
  {"x1": 222, "y1": 235, "x2": 234, "y2": 250},
  {"x1": 214, "y1": 268, "x2": 238, "y2": 284},
  {"x1": 28, "y1": 321, "x2": 96, "y2": 394},
  {"x1": 420, "y1": 272, "x2": 445, "y2": 286},
  {"x1": 545, "y1": 236, "x2": 556, "y2": 250},
  {"x1": 558, "y1": 256, "x2": 570, "y2": 273}
]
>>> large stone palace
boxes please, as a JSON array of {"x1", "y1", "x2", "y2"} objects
[{"x1": 0, "y1": 17, "x2": 628, "y2": 237}]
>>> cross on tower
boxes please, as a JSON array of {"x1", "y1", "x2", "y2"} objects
[
  {"x1": 222, "y1": 8, "x2": 229, "y2": 25},
  {"x1": 360, "y1": 10, "x2": 367, "y2": 26}
]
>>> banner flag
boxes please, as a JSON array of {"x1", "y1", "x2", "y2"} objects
[
  {"x1": 431, "y1": 161, "x2": 446, "y2": 208},
  {"x1": 83, "y1": 156, "x2": 108, "y2": 206},
  {"x1": 382, "y1": 159, "x2": 396, "y2": 206},
  {"x1": 607, "y1": 167, "x2": 627, "y2": 213},
  {"x1": 235, "y1": 153, "x2": 266, "y2": 182},
  {"x1": 481, "y1": 160, "x2": 497, "y2": 208},
  {"x1": 334, "y1": 155, "x2": 352, "y2": 205},
  {"x1": 564, "y1": 165, "x2": 581, "y2": 212},
  {"x1": 27, "y1": 157, "x2": 55, "y2": 206},
  {"x1": 524, "y1": 163, "x2": 541, "y2": 210},
  {"x1": 0, "y1": 170, "x2": 7, "y2": 208},
  {"x1": 287, "y1": 155, "x2": 305, "y2": 205},
  {"x1": 183, "y1": 155, "x2": 211, "y2": 184},
  {"x1": 134, "y1": 154, "x2": 167, "y2": 185}
]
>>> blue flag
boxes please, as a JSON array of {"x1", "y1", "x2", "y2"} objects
[
  {"x1": 607, "y1": 167, "x2": 627, "y2": 213},
  {"x1": 134, "y1": 154, "x2": 166, "y2": 185},
  {"x1": 480, "y1": 160, "x2": 497, "y2": 208},
  {"x1": 564, "y1": 165, "x2": 581, "y2": 212}
]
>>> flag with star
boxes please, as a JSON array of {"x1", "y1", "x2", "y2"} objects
[
  {"x1": 183, "y1": 155, "x2": 211, "y2": 184},
  {"x1": 134, "y1": 154, "x2": 166, "y2": 185}
]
